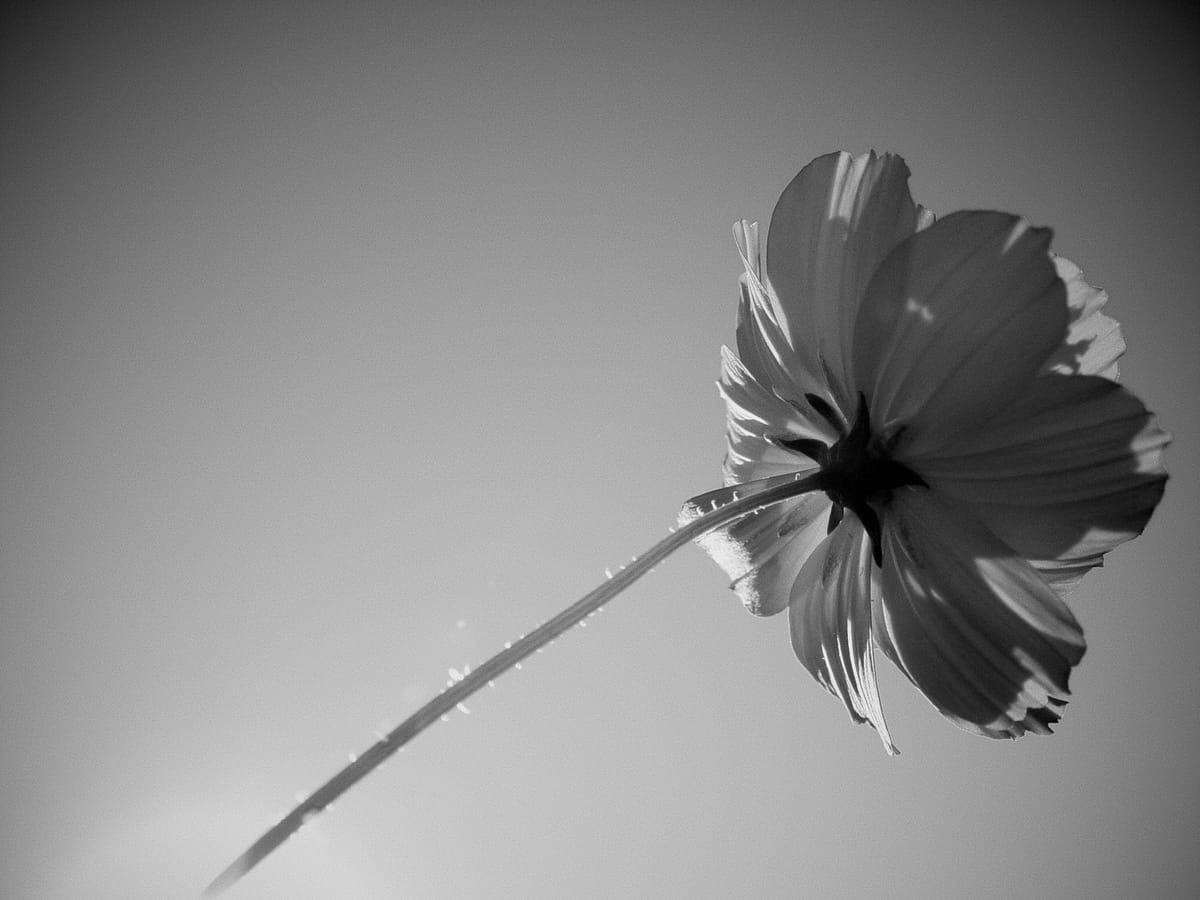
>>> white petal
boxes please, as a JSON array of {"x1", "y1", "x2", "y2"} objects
[
  {"x1": 734, "y1": 224, "x2": 824, "y2": 407},
  {"x1": 913, "y1": 374, "x2": 1169, "y2": 575},
  {"x1": 718, "y1": 346, "x2": 839, "y2": 485},
  {"x1": 1040, "y1": 255, "x2": 1124, "y2": 380},
  {"x1": 854, "y1": 212, "x2": 1069, "y2": 456},
  {"x1": 681, "y1": 476, "x2": 832, "y2": 617},
  {"x1": 734, "y1": 219, "x2": 764, "y2": 291},
  {"x1": 764, "y1": 151, "x2": 925, "y2": 412},
  {"x1": 788, "y1": 519, "x2": 897, "y2": 753},
  {"x1": 877, "y1": 490, "x2": 1086, "y2": 739}
]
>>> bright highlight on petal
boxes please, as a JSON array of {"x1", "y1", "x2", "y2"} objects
[
  {"x1": 686, "y1": 151, "x2": 1169, "y2": 750},
  {"x1": 788, "y1": 518, "x2": 896, "y2": 754},
  {"x1": 1043, "y1": 256, "x2": 1125, "y2": 380},
  {"x1": 718, "y1": 346, "x2": 836, "y2": 485}
]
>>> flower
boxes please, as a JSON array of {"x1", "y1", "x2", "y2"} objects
[{"x1": 681, "y1": 151, "x2": 1168, "y2": 753}]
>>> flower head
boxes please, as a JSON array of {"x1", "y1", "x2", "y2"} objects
[{"x1": 682, "y1": 151, "x2": 1168, "y2": 753}]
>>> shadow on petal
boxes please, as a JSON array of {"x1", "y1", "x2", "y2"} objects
[
  {"x1": 854, "y1": 211, "x2": 1069, "y2": 453},
  {"x1": 878, "y1": 490, "x2": 1088, "y2": 738},
  {"x1": 913, "y1": 373, "x2": 1169, "y2": 585}
]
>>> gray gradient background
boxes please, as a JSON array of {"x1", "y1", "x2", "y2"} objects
[{"x1": 3, "y1": 3, "x2": 1198, "y2": 899}]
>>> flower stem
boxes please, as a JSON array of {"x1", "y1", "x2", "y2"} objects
[{"x1": 203, "y1": 472, "x2": 825, "y2": 896}]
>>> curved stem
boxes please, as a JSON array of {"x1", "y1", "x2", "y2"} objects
[{"x1": 203, "y1": 473, "x2": 825, "y2": 896}]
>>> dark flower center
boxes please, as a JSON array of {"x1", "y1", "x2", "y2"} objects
[{"x1": 777, "y1": 393, "x2": 926, "y2": 566}]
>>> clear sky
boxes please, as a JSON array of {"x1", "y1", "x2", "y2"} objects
[{"x1": 3, "y1": 2, "x2": 1198, "y2": 899}]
